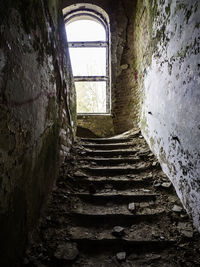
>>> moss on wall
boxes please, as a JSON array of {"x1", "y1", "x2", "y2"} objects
[
  {"x1": 0, "y1": 0, "x2": 75, "y2": 265},
  {"x1": 132, "y1": 0, "x2": 200, "y2": 231}
]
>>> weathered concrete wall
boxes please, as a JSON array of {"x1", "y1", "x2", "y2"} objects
[
  {"x1": 62, "y1": 0, "x2": 138, "y2": 136},
  {"x1": 0, "y1": 0, "x2": 75, "y2": 265},
  {"x1": 133, "y1": 0, "x2": 200, "y2": 230}
]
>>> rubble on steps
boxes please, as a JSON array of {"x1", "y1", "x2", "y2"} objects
[{"x1": 23, "y1": 129, "x2": 200, "y2": 267}]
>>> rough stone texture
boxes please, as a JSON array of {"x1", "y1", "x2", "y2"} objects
[
  {"x1": 77, "y1": 115, "x2": 114, "y2": 137},
  {"x1": 133, "y1": 0, "x2": 200, "y2": 230},
  {"x1": 0, "y1": 0, "x2": 75, "y2": 265}
]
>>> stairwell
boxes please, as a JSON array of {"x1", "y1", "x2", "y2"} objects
[{"x1": 24, "y1": 129, "x2": 200, "y2": 266}]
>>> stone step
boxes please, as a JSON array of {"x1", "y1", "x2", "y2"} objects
[
  {"x1": 80, "y1": 130, "x2": 141, "y2": 145},
  {"x1": 78, "y1": 157, "x2": 141, "y2": 166},
  {"x1": 81, "y1": 137, "x2": 133, "y2": 144},
  {"x1": 70, "y1": 191, "x2": 158, "y2": 203},
  {"x1": 82, "y1": 149, "x2": 138, "y2": 157},
  {"x1": 69, "y1": 176, "x2": 153, "y2": 190},
  {"x1": 81, "y1": 165, "x2": 152, "y2": 176},
  {"x1": 82, "y1": 143, "x2": 135, "y2": 150},
  {"x1": 68, "y1": 225, "x2": 175, "y2": 252},
  {"x1": 67, "y1": 210, "x2": 164, "y2": 227},
  {"x1": 71, "y1": 238, "x2": 175, "y2": 253}
]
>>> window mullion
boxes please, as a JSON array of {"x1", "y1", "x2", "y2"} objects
[
  {"x1": 74, "y1": 76, "x2": 108, "y2": 82},
  {"x1": 68, "y1": 41, "x2": 108, "y2": 48}
]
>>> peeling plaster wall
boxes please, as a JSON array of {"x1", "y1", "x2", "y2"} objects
[
  {"x1": 134, "y1": 0, "x2": 200, "y2": 230},
  {"x1": 0, "y1": 0, "x2": 75, "y2": 265}
]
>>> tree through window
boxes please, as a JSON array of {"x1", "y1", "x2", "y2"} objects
[{"x1": 65, "y1": 13, "x2": 110, "y2": 114}]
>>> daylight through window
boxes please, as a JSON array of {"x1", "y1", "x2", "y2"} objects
[{"x1": 65, "y1": 15, "x2": 110, "y2": 114}]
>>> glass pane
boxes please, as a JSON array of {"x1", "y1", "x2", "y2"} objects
[
  {"x1": 66, "y1": 19, "x2": 106, "y2": 42},
  {"x1": 75, "y1": 82, "x2": 107, "y2": 113},
  {"x1": 69, "y1": 48, "x2": 106, "y2": 76}
]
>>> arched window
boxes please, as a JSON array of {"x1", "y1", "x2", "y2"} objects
[{"x1": 64, "y1": 7, "x2": 110, "y2": 114}]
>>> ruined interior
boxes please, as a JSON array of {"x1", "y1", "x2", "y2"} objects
[{"x1": 0, "y1": 0, "x2": 200, "y2": 266}]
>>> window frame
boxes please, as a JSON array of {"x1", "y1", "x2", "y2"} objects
[{"x1": 65, "y1": 12, "x2": 111, "y2": 115}]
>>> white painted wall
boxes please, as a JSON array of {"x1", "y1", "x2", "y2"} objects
[{"x1": 141, "y1": 0, "x2": 200, "y2": 230}]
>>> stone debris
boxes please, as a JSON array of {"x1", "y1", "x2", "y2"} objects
[
  {"x1": 112, "y1": 226, "x2": 125, "y2": 237},
  {"x1": 24, "y1": 130, "x2": 200, "y2": 266},
  {"x1": 152, "y1": 162, "x2": 157, "y2": 167},
  {"x1": 142, "y1": 189, "x2": 151, "y2": 192},
  {"x1": 128, "y1": 202, "x2": 136, "y2": 212},
  {"x1": 116, "y1": 252, "x2": 126, "y2": 261},
  {"x1": 161, "y1": 182, "x2": 172, "y2": 188},
  {"x1": 172, "y1": 205, "x2": 182, "y2": 213},
  {"x1": 139, "y1": 202, "x2": 150, "y2": 208},
  {"x1": 177, "y1": 222, "x2": 193, "y2": 238},
  {"x1": 154, "y1": 182, "x2": 161, "y2": 188},
  {"x1": 54, "y1": 242, "x2": 79, "y2": 261}
]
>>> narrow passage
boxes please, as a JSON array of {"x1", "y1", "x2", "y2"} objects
[{"x1": 24, "y1": 129, "x2": 200, "y2": 266}]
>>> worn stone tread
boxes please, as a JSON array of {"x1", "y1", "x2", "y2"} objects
[
  {"x1": 70, "y1": 177, "x2": 153, "y2": 190},
  {"x1": 68, "y1": 226, "x2": 176, "y2": 248},
  {"x1": 83, "y1": 149, "x2": 138, "y2": 157},
  {"x1": 78, "y1": 157, "x2": 141, "y2": 165},
  {"x1": 67, "y1": 211, "x2": 165, "y2": 226},
  {"x1": 82, "y1": 143, "x2": 136, "y2": 150},
  {"x1": 70, "y1": 238, "x2": 175, "y2": 251},
  {"x1": 68, "y1": 201, "x2": 164, "y2": 218},
  {"x1": 70, "y1": 191, "x2": 158, "y2": 203},
  {"x1": 81, "y1": 165, "x2": 152, "y2": 176},
  {"x1": 80, "y1": 137, "x2": 133, "y2": 144}
]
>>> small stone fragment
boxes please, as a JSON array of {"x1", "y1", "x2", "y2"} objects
[
  {"x1": 139, "y1": 202, "x2": 149, "y2": 208},
  {"x1": 74, "y1": 171, "x2": 85, "y2": 177},
  {"x1": 154, "y1": 182, "x2": 161, "y2": 188},
  {"x1": 142, "y1": 189, "x2": 151, "y2": 193},
  {"x1": 112, "y1": 226, "x2": 125, "y2": 237},
  {"x1": 120, "y1": 64, "x2": 129, "y2": 70},
  {"x1": 152, "y1": 162, "x2": 157, "y2": 166},
  {"x1": 116, "y1": 252, "x2": 126, "y2": 261},
  {"x1": 128, "y1": 202, "x2": 136, "y2": 212},
  {"x1": 172, "y1": 205, "x2": 182, "y2": 213},
  {"x1": 161, "y1": 182, "x2": 172, "y2": 188},
  {"x1": 54, "y1": 242, "x2": 79, "y2": 261},
  {"x1": 177, "y1": 222, "x2": 193, "y2": 238}
]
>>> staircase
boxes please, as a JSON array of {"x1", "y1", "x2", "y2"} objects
[
  {"x1": 24, "y1": 130, "x2": 200, "y2": 266},
  {"x1": 63, "y1": 130, "x2": 198, "y2": 266}
]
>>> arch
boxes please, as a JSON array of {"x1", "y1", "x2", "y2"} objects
[{"x1": 63, "y1": 4, "x2": 111, "y2": 114}]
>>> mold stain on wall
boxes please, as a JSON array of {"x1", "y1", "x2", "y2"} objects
[
  {"x1": 133, "y1": 0, "x2": 200, "y2": 230},
  {"x1": 0, "y1": 0, "x2": 76, "y2": 265}
]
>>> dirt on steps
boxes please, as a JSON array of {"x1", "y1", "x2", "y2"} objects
[{"x1": 23, "y1": 129, "x2": 200, "y2": 267}]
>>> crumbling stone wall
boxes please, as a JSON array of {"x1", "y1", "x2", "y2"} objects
[
  {"x1": 77, "y1": 115, "x2": 114, "y2": 137},
  {"x1": 133, "y1": 0, "x2": 200, "y2": 230},
  {"x1": 0, "y1": 0, "x2": 75, "y2": 265}
]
